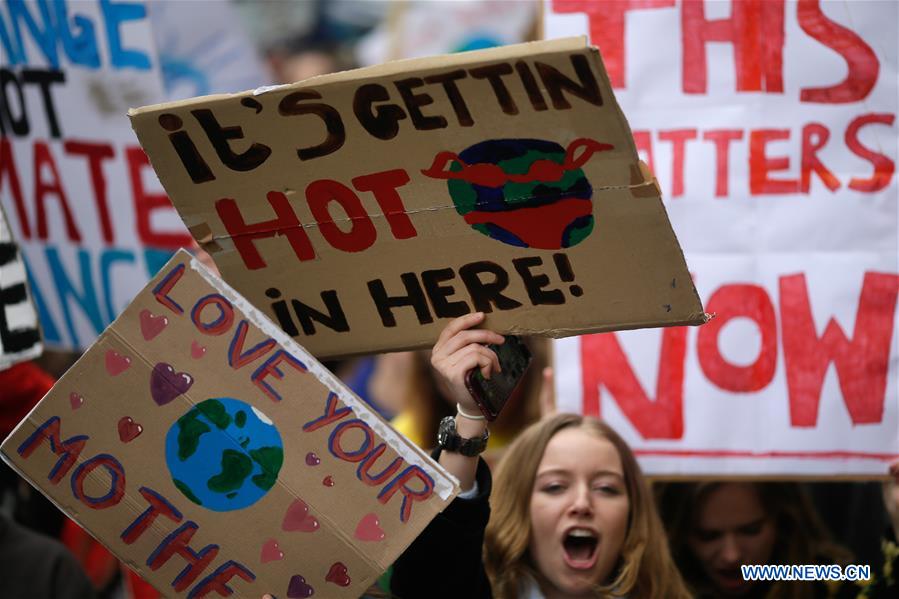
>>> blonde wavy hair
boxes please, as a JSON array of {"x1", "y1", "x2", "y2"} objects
[{"x1": 484, "y1": 413, "x2": 690, "y2": 599}]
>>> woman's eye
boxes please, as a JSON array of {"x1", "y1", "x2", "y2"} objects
[
  {"x1": 694, "y1": 530, "x2": 722, "y2": 543},
  {"x1": 737, "y1": 522, "x2": 764, "y2": 536},
  {"x1": 541, "y1": 483, "x2": 566, "y2": 494},
  {"x1": 593, "y1": 484, "x2": 622, "y2": 496}
]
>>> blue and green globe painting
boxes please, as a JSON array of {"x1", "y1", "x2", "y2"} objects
[{"x1": 165, "y1": 397, "x2": 283, "y2": 512}]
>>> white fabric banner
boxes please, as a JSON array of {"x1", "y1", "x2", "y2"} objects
[
  {"x1": 546, "y1": 0, "x2": 898, "y2": 476},
  {"x1": 0, "y1": 0, "x2": 266, "y2": 351},
  {"x1": 0, "y1": 0, "x2": 186, "y2": 350}
]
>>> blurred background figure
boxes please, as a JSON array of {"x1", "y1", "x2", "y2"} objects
[
  {"x1": 236, "y1": 0, "x2": 387, "y2": 82},
  {"x1": 149, "y1": 0, "x2": 270, "y2": 99},
  {"x1": 355, "y1": 0, "x2": 537, "y2": 65},
  {"x1": 0, "y1": 510, "x2": 96, "y2": 599},
  {"x1": 656, "y1": 479, "x2": 898, "y2": 598},
  {"x1": 1, "y1": 361, "x2": 98, "y2": 599}
]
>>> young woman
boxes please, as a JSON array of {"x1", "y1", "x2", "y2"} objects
[
  {"x1": 658, "y1": 476, "x2": 899, "y2": 599},
  {"x1": 390, "y1": 313, "x2": 690, "y2": 599}
]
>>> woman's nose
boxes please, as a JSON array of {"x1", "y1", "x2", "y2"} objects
[
  {"x1": 720, "y1": 534, "x2": 742, "y2": 565},
  {"x1": 568, "y1": 484, "x2": 594, "y2": 516}
]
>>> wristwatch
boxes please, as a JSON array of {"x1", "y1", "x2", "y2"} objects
[{"x1": 437, "y1": 416, "x2": 489, "y2": 457}]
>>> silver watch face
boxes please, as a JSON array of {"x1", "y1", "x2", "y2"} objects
[
  {"x1": 437, "y1": 416, "x2": 488, "y2": 456},
  {"x1": 437, "y1": 416, "x2": 456, "y2": 449}
]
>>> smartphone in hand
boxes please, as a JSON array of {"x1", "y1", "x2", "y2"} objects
[{"x1": 464, "y1": 335, "x2": 533, "y2": 421}]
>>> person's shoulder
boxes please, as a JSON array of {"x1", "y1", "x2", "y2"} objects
[{"x1": 0, "y1": 516, "x2": 96, "y2": 599}]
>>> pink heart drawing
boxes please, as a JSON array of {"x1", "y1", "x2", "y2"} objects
[
  {"x1": 282, "y1": 499, "x2": 319, "y2": 533},
  {"x1": 105, "y1": 350, "x2": 131, "y2": 376},
  {"x1": 287, "y1": 574, "x2": 314, "y2": 598},
  {"x1": 69, "y1": 392, "x2": 84, "y2": 410},
  {"x1": 150, "y1": 363, "x2": 194, "y2": 406},
  {"x1": 118, "y1": 417, "x2": 142, "y2": 443},
  {"x1": 325, "y1": 562, "x2": 351, "y2": 587},
  {"x1": 260, "y1": 538, "x2": 284, "y2": 563},
  {"x1": 305, "y1": 452, "x2": 320, "y2": 466},
  {"x1": 139, "y1": 309, "x2": 168, "y2": 341},
  {"x1": 354, "y1": 513, "x2": 385, "y2": 542},
  {"x1": 190, "y1": 340, "x2": 206, "y2": 359}
]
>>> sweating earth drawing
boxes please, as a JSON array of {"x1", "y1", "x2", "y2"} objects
[
  {"x1": 421, "y1": 138, "x2": 612, "y2": 249},
  {"x1": 165, "y1": 397, "x2": 284, "y2": 511}
]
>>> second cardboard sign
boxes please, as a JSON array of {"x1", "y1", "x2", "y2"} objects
[{"x1": 130, "y1": 38, "x2": 706, "y2": 358}]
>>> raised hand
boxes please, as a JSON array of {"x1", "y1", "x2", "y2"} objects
[{"x1": 430, "y1": 312, "x2": 504, "y2": 416}]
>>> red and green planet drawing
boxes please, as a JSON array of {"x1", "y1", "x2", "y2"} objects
[{"x1": 422, "y1": 137, "x2": 612, "y2": 249}]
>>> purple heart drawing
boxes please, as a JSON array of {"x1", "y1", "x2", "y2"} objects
[
  {"x1": 287, "y1": 574, "x2": 314, "y2": 598},
  {"x1": 150, "y1": 363, "x2": 194, "y2": 406}
]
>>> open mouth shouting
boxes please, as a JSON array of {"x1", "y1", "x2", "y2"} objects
[
  {"x1": 713, "y1": 566, "x2": 750, "y2": 593},
  {"x1": 561, "y1": 527, "x2": 600, "y2": 570}
]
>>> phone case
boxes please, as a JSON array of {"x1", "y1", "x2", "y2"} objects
[{"x1": 464, "y1": 336, "x2": 533, "y2": 421}]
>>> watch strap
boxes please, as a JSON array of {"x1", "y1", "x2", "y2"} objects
[{"x1": 437, "y1": 415, "x2": 489, "y2": 457}]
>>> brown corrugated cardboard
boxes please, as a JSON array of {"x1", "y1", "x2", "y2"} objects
[
  {"x1": 130, "y1": 38, "x2": 706, "y2": 359},
  {"x1": 0, "y1": 250, "x2": 458, "y2": 598}
]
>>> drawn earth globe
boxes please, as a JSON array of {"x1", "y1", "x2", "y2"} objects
[
  {"x1": 445, "y1": 138, "x2": 595, "y2": 249},
  {"x1": 165, "y1": 397, "x2": 283, "y2": 512}
]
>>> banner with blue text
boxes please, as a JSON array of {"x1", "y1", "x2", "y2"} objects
[{"x1": 0, "y1": 0, "x2": 191, "y2": 351}]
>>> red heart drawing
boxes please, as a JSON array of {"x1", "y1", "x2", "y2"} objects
[
  {"x1": 281, "y1": 499, "x2": 319, "y2": 533},
  {"x1": 190, "y1": 340, "x2": 206, "y2": 359},
  {"x1": 325, "y1": 562, "x2": 351, "y2": 587},
  {"x1": 354, "y1": 513, "x2": 385, "y2": 542},
  {"x1": 118, "y1": 417, "x2": 142, "y2": 443},
  {"x1": 139, "y1": 309, "x2": 168, "y2": 341},
  {"x1": 105, "y1": 350, "x2": 131, "y2": 376},
  {"x1": 260, "y1": 538, "x2": 284, "y2": 563},
  {"x1": 69, "y1": 392, "x2": 84, "y2": 410},
  {"x1": 150, "y1": 363, "x2": 194, "y2": 406},
  {"x1": 322, "y1": 475, "x2": 334, "y2": 487}
]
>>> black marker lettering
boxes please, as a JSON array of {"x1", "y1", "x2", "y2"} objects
[
  {"x1": 394, "y1": 77, "x2": 447, "y2": 130},
  {"x1": 278, "y1": 90, "x2": 345, "y2": 160},
  {"x1": 515, "y1": 60, "x2": 548, "y2": 111},
  {"x1": 421, "y1": 268, "x2": 469, "y2": 318},
  {"x1": 354, "y1": 83, "x2": 407, "y2": 140},
  {"x1": 535, "y1": 54, "x2": 603, "y2": 109},
  {"x1": 291, "y1": 291, "x2": 348, "y2": 335},
  {"x1": 0, "y1": 69, "x2": 28, "y2": 136},
  {"x1": 159, "y1": 113, "x2": 215, "y2": 184},
  {"x1": 459, "y1": 262, "x2": 522, "y2": 313},
  {"x1": 513, "y1": 256, "x2": 564, "y2": 305},
  {"x1": 22, "y1": 69, "x2": 64, "y2": 138},
  {"x1": 470, "y1": 63, "x2": 518, "y2": 115},
  {"x1": 191, "y1": 108, "x2": 271, "y2": 172},
  {"x1": 367, "y1": 274, "x2": 433, "y2": 327},
  {"x1": 423, "y1": 70, "x2": 473, "y2": 126}
]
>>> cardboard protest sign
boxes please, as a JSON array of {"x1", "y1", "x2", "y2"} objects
[
  {"x1": 546, "y1": 0, "x2": 899, "y2": 476},
  {"x1": 0, "y1": 202, "x2": 42, "y2": 369},
  {"x1": 130, "y1": 37, "x2": 707, "y2": 359},
  {"x1": 0, "y1": 0, "x2": 192, "y2": 351},
  {"x1": 0, "y1": 250, "x2": 458, "y2": 598}
]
